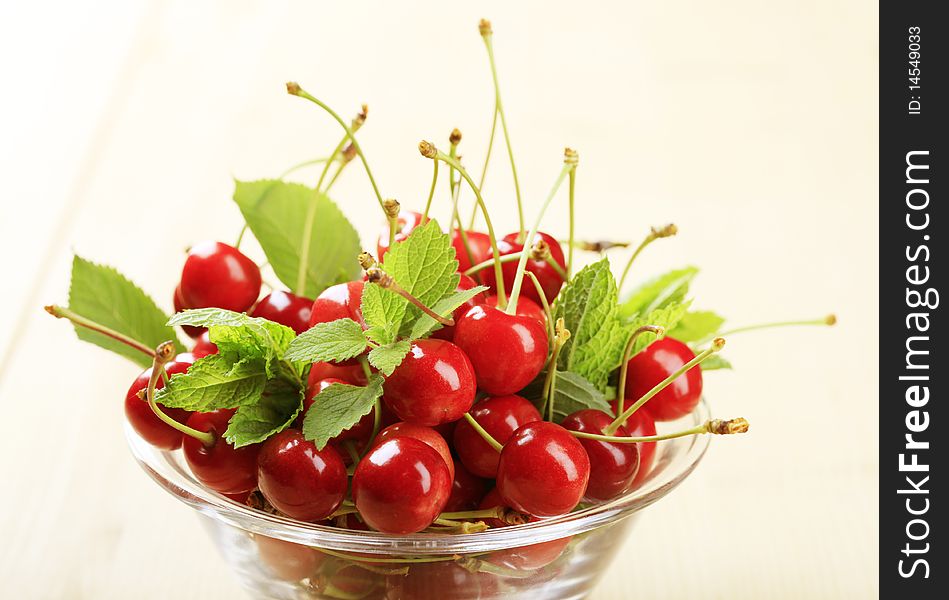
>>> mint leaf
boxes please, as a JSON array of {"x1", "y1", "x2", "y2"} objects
[
  {"x1": 668, "y1": 310, "x2": 725, "y2": 342},
  {"x1": 153, "y1": 354, "x2": 267, "y2": 411},
  {"x1": 530, "y1": 370, "x2": 612, "y2": 423},
  {"x1": 618, "y1": 266, "x2": 698, "y2": 321},
  {"x1": 303, "y1": 374, "x2": 385, "y2": 450},
  {"x1": 361, "y1": 220, "x2": 459, "y2": 343},
  {"x1": 408, "y1": 285, "x2": 489, "y2": 340},
  {"x1": 233, "y1": 179, "x2": 361, "y2": 298},
  {"x1": 367, "y1": 340, "x2": 412, "y2": 376},
  {"x1": 67, "y1": 256, "x2": 182, "y2": 367},
  {"x1": 625, "y1": 301, "x2": 692, "y2": 357},
  {"x1": 699, "y1": 354, "x2": 733, "y2": 371},
  {"x1": 224, "y1": 377, "x2": 303, "y2": 447},
  {"x1": 284, "y1": 318, "x2": 367, "y2": 363}
]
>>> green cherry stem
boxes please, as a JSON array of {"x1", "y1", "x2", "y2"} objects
[
  {"x1": 701, "y1": 314, "x2": 837, "y2": 344},
  {"x1": 383, "y1": 199, "x2": 400, "y2": 248},
  {"x1": 566, "y1": 149, "x2": 577, "y2": 278},
  {"x1": 614, "y1": 325, "x2": 665, "y2": 420},
  {"x1": 462, "y1": 252, "x2": 524, "y2": 276},
  {"x1": 605, "y1": 337, "x2": 726, "y2": 435},
  {"x1": 473, "y1": 109, "x2": 499, "y2": 231},
  {"x1": 366, "y1": 267, "x2": 454, "y2": 327},
  {"x1": 279, "y1": 156, "x2": 332, "y2": 180},
  {"x1": 543, "y1": 319, "x2": 571, "y2": 422},
  {"x1": 45, "y1": 305, "x2": 157, "y2": 359},
  {"x1": 617, "y1": 223, "x2": 678, "y2": 290},
  {"x1": 571, "y1": 417, "x2": 750, "y2": 444},
  {"x1": 506, "y1": 150, "x2": 577, "y2": 316},
  {"x1": 523, "y1": 270, "x2": 555, "y2": 342},
  {"x1": 421, "y1": 159, "x2": 439, "y2": 223},
  {"x1": 463, "y1": 412, "x2": 503, "y2": 452},
  {"x1": 146, "y1": 341, "x2": 215, "y2": 447}
]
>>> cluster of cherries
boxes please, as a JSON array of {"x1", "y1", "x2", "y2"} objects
[{"x1": 125, "y1": 212, "x2": 708, "y2": 545}]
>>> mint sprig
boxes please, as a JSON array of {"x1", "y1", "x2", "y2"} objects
[
  {"x1": 284, "y1": 318, "x2": 368, "y2": 363},
  {"x1": 668, "y1": 310, "x2": 725, "y2": 342},
  {"x1": 618, "y1": 266, "x2": 698, "y2": 321},
  {"x1": 302, "y1": 374, "x2": 385, "y2": 450},
  {"x1": 153, "y1": 354, "x2": 268, "y2": 412}
]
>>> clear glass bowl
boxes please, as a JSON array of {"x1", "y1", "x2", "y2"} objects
[{"x1": 127, "y1": 400, "x2": 711, "y2": 600}]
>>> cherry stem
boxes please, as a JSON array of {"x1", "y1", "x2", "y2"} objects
[
  {"x1": 506, "y1": 155, "x2": 576, "y2": 315},
  {"x1": 462, "y1": 252, "x2": 524, "y2": 276},
  {"x1": 543, "y1": 253, "x2": 568, "y2": 281},
  {"x1": 473, "y1": 107, "x2": 499, "y2": 230},
  {"x1": 479, "y1": 20, "x2": 525, "y2": 239},
  {"x1": 430, "y1": 519, "x2": 489, "y2": 533},
  {"x1": 421, "y1": 143, "x2": 507, "y2": 306},
  {"x1": 543, "y1": 319, "x2": 571, "y2": 422},
  {"x1": 421, "y1": 159, "x2": 439, "y2": 223},
  {"x1": 571, "y1": 417, "x2": 750, "y2": 444},
  {"x1": 356, "y1": 356, "x2": 382, "y2": 452},
  {"x1": 523, "y1": 271, "x2": 555, "y2": 342},
  {"x1": 145, "y1": 341, "x2": 215, "y2": 447},
  {"x1": 566, "y1": 152, "x2": 577, "y2": 278},
  {"x1": 383, "y1": 199, "x2": 400, "y2": 249},
  {"x1": 463, "y1": 412, "x2": 503, "y2": 452},
  {"x1": 45, "y1": 305, "x2": 157, "y2": 359},
  {"x1": 278, "y1": 156, "x2": 332, "y2": 180},
  {"x1": 286, "y1": 83, "x2": 385, "y2": 214},
  {"x1": 702, "y1": 314, "x2": 837, "y2": 343},
  {"x1": 606, "y1": 337, "x2": 726, "y2": 435},
  {"x1": 366, "y1": 268, "x2": 454, "y2": 326},
  {"x1": 566, "y1": 239, "x2": 631, "y2": 252},
  {"x1": 614, "y1": 325, "x2": 666, "y2": 420},
  {"x1": 447, "y1": 141, "x2": 479, "y2": 279},
  {"x1": 342, "y1": 440, "x2": 360, "y2": 465},
  {"x1": 459, "y1": 557, "x2": 537, "y2": 579},
  {"x1": 617, "y1": 224, "x2": 678, "y2": 290}
]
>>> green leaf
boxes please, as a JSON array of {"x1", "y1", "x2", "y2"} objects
[
  {"x1": 699, "y1": 354, "x2": 733, "y2": 371},
  {"x1": 224, "y1": 376, "x2": 304, "y2": 447},
  {"x1": 361, "y1": 220, "x2": 460, "y2": 343},
  {"x1": 284, "y1": 318, "x2": 367, "y2": 364},
  {"x1": 303, "y1": 374, "x2": 385, "y2": 450},
  {"x1": 367, "y1": 340, "x2": 412, "y2": 376},
  {"x1": 530, "y1": 370, "x2": 613, "y2": 423},
  {"x1": 618, "y1": 266, "x2": 698, "y2": 321},
  {"x1": 625, "y1": 301, "x2": 692, "y2": 357},
  {"x1": 408, "y1": 285, "x2": 489, "y2": 340},
  {"x1": 67, "y1": 256, "x2": 182, "y2": 367},
  {"x1": 668, "y1": 310, "x2": 726, "y2": 342},
  {"x1": 153, "y1": 354, "x2": 267, "y2": 411},
  {"x1": 233, "y1": 179, "x2": 361, "y2": 298}
]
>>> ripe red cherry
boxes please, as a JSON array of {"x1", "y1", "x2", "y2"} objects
[
  {"x1": 352, "y1": 437, "x2": 451, "y2": 534},
  {"x1": 453, "y1": 304, "x2": 548, "y2": 396},
  {"x1": 443, "y1": 462, "x2": 489, "y2": 512},
  {"x1": 251, "y1": 290, "x2": 313, "y2": 334},
  {"x1": 372, "y1": 422, "x2": 454, "y2": 480},
  {"x1": 382, "y1": 339, "x2": 476, "y2": 426},
  {"x1": 451, "y1": 229, "x2": 492, "y2": 274},
  {"x1": 609, "y1": 403, "x2": 659, "y2": 487},
  {"x1": 431, "y1": 274, "x2": 486, "y2": 342},
  {"x1": 298, "y1": 378, "x2": 374, "y2": 450},
  {"x1": 481, "y1": 232, "x2": 566, "y2": 305},
  {"x1": 386, "y1": 561, "x2": 496, "y2": 600},
  {"x1": 624, "y1": 337, "x2": 703, "y2": 421},
  {"x1": 182, "y1": 409, "x2": 260, "y2": 494},
  {"x1": 124, "y1": 355, "x2": 194, "y2": 450},
  {"x1": 256, "y1": 429, "x2": 348, "y2": 522},
  {"x1": 179, "y1": 241, "x2": 261, "y2": 312},
  {"x1": 307, "y1": 361, "x2": 367, "y2": 386},
  {"x1": 191, "y1": 331, "x2": 218, "y2": 359},
  {"x1": 497, "y1": 421, "x2": 590, "y2": 517},
  {"x1": 256, "y1": 535, "x2": 324, "y2": 582},
  {"x1": 561, "y1": 409, "x2": 640, "y2": 501},
  {"x1": 376, "y1": 210, "x2": 422, "y2": 260},
  {"x1": 478, "y1": 488, "x2": 571, "y2": 570},
  {"x1": 173, "y1": 285, "x2": 205, "y2": 339},
  {"x1": 453, "y1": 395, "x2": 541, "y2": 478},
  {"x1": 483, "y1": 294, "x2": 546, "y2": 328},
  {"x1": 307, "y1": 281, "x2": 366, "y2": 328}
]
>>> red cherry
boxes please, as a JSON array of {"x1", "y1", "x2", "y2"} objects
[
  {"x1": 191, "y1": 331, "x2": 218, "y2": 359},
  {"x1": 386, "y1": 562, "x2": 496, "y2": 600},
  {"x1": 478, "y1": 488, "x2": 571, "y2": 570},
  {"x1": 450, "y1": 229, "x2": 492, "y2": 274},
  {"x1": 453, "y1": 304, "x2": 548, "y2": 396},
  {"x1": 609, "y1": 403, "x2": 658, "y2": 487},
  {"x1": 496, "y1": 421, "x2": 590, "y2": 517},
  {"x1": 182, "y1": 409, "x2": 260, "y2": 494},
  {"x1": 256, "y1": 535, "x2": 324, "y2": 582},
  {"x1": 453, "y1": 395, "x2": 541, "y2": 478},
  {"x1": 251, "y1": 290, "x2": 314, "y2": 334},
  {"x1": 382, "y1": 339, "x2": 476, "y2": 426},
  {"x1": 372, "y1": 422, "x2": 454, "y2": 480},
  {"x1": 256, "y1": 429, "x2": 348, "y2": 522},
  {"x1": 307, "y1": 281, "x2": 366, "y2": 328},
  {"x1": 124, "y1": 356, "x2": 194, "y2": 451},
  {"x1": 325, "y1": 564, "x2": 383, "y2": 598},
  {"x1": 307, "y1": 361, "x2": 367, "y2": 386},
  {"x1": 179, "y1": 241, "x2": 261, "y2": 312},
  {"x1": 298, "y1": 378, "x2": 374, "y2": 450},
  {"x1": 376, "y1": 210, "x2": 422, "y2": 260},
  {"x1": 430, "y1": 274, "x2": 486, "y2": 342},
  {"x1": 624, "y1": 337, "x2": 703, "y2": 421},
  {"x1": 443, "y1": 462, "x2": 490, "y2": 512},
  {"x1": 483, "y1": 294, "x2": 546, "y2": 328},
  {"x1": 561, "y1": 409, "x2": 640, "y2": 501},
  {"x1": 351, "y1": 437, "x2": 451, "y2": 534},
  {"x1": 173, "y1": 285, "x2": 205, "y2": 339},
  {"x1": 481, "y1": 232, "x2": 566, "y2": 305}
]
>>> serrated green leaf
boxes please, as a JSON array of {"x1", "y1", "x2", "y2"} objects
[
  {"x1": 224, "y1": 376, "x2": 304, "y2": 447},
  {"x1": 618, "y1": 266, "x2": 698, "y2": 321},
  {"x1": 625, "y1": 301, "x2": 692, "y2": 357},
  {"x1": 668, "y1": 310, "x2": 726, "y2": 342},
  {"x1": 284, "y1": 318, "x2": 367, "y2": 363},
  {"x1": 303, "y1": 374, "x2": 384, "y2": 450},
  {"x1": 153, "y1": 354, "x2": 267, "y2": 411},
  {"x1": 233, "y1": 179, "x2": 361, "y2": 298},
  {"x1": 367, "y1": 340, "x2": 412, "y2": 376},
  {"x1": 66, "y1": 256, "x2": 182, "y2": 367},
  {"x1": 529, "y1": 370, "x2": 613, "y2": 423},
  {"x1": 409, "y1": 285, "x2": 489, "y2": 340},
  {"x1": 359, "y1": 283, "x2": 402, "y2": 345},
  {"x1": 699, "y1": 354, "x2": 733, "y2": 371}
]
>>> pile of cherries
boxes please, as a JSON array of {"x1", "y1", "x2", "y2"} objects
[{"x1": 126, "y1": 211, "x2": 709, "y2": 541}]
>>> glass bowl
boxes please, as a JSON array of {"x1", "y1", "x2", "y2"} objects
[{"x1": 127, "y1": 400, "x2": 712, "y2": 599}]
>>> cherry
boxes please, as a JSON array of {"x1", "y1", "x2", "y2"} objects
[
  {"x1": 298, "y1": 378, "x2": 374, "y2": 451},
  {"x1": 191, "y1": 331, "x2": 218, "y2": 359},
  {"x1": 179, "y1": 241, "x2": 261, "y2": 312},
  {"x1": 256, "y1": 429, "x2": 348, "y2": 522},
  {"x1": 624, "y1": 337, "x2": 703, "y2": 421},
  {"x1": 182, "y1": 409, "x2": 261, "y2": 494},
  {"x1": 483, "y1": 294, "x2": 546, "y2": 328},
  {"x1": 453, "y1": 395, "x2": 541, "y2": 478},
  {"x1": 324, "y1": 563, "x2": 383, "y2": 599},
  {"x1": 382, "y1": 339, "x2": 476, "y2": 426},
  {"x1": 307, "y1": 361, "x2": 367, "y2": 386},
  {"x1": 256, "y1": 535, "x2": 324, "y2": 582},
  {"x1": 307, "y1": 281, "x2": 367, "y2": 365},
  {"x1": 496, "y1": 421, "x2": 590, "y2": 517},
  {"x1": 443, "y1": 461, "x2": 490, "y2": 512},
  {"x1": 372, "y1": 422, "x2": 455, "y2": 480},
  {"x1": 481, "y1": 232, "x2": 566, "y2": 305},
  {"x1": 386, "y1": 562, "x2": 496, "y2": 600},
  {"x1": 453, "y1": 304, "x2": 548, "y2": 396},
  {"x1": 478, "y1": 488, "x2": 571, "y2": 570},
  {"x1": 451, "y1": 229, "x2": 492, "y2": 274},
  {"x1": 173, "y1": 285, "x2": 205, "y2": 339},
  {"x1": 351, "y1": 437, "x2": 451, "y2": 533},
  {"x1": 376, "y1": 210, "x2": 422, "y2": 260},
  {"x1": 222, "y1": 489, "x2": 252, "y2": 504},
  {"x1": 251, "y1": 290, "x2": 314, "y2": 334},
  {"x1": 561, "y1": 409, "x2": 640, "y2": 501},
  {"x1": 124, "y1": 355, "x2": 195, "y2": 451},
  {"x1": 609, "y1": 402, "x2": 658, "y2": 487},
  {"x1": 430, "y1": 274, "x2": 486, "y2": 342}
]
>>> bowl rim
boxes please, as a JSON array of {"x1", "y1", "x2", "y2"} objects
[{"x1": 126, "y1": 400, "x2": 711, "y2": 555}]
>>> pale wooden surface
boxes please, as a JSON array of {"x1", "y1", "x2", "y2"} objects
[{"x1": 0, "y1": 1, "x2": 878, "y2": 598}]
